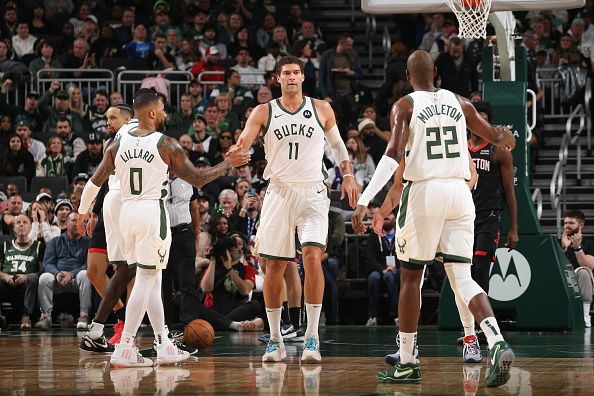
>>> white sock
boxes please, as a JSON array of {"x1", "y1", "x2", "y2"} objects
[
  {"x1": 87, "y1": 321, "x2": 104, "y2": 339},
  {"x1": 304, "y1": 303, "x2": 322, "y2": 340},
  {"x1": 266, "y1": 307, "x2": 282, "y2": 342},
  {"x1": 155, "y1": 325, "x2": 170, "y2": 346},
  {"x1": 120, "y1": 268, "x2": 160, "y2": 343},
  {"x1": 119, "y1": 331, "x2": 135, "y2": 347},
  {"x1": 479, "y1": 317, "x2": 505, "y2": 349},
  {"x1": 399, "y1": 331, "x2": 417, "y2": 364},
  {"x1": 584, "y1": 303, "x2": 591, "y2": 317},
  {"x1": 454, "y1": 292, "x2": 475, "y2": 337}
]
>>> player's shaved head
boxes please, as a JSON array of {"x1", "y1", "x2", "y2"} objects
[
  {"x1": 133, "y1": 88, "x2": 160, "y2": 111},
  {"x1": 407, "y1": 50, "x2": 434, "y2": 80}
]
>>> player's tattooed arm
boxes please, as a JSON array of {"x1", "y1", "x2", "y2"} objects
[
  {"x1": 89, "y1": 140, "x2": 118, "y2": 186},
  {"x1": 160, "y1": 136, "x2": 249, "y2": 188}
]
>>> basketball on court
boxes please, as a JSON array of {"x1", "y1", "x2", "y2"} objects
[{"x1": 184, "y1": 319, "x2": 215, "y2": 348}]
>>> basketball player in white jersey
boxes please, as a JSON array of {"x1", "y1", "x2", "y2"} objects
[
  {"x1": 80, "y1": 105, "x2": 140, "y2": 353},
  {"x1": 78, "y1": 88, "x2": 250, "y2": 367},
  {"x1": 232, "y1": 56, "x2": 359, "y2": 363},
  {"x1": 352, "y1": 50, "x2": 516, "y2": 387}
]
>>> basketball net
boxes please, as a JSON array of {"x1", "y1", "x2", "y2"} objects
[{"x1": 445, "y1": 0, "x2": 493, "y2": 39}]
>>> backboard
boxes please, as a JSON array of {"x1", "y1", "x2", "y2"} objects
[{"x1": 361, "y1": 0, "x2": 585, "y2": 14}]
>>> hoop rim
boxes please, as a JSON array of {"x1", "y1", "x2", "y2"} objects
[{"x1": 362, "y1": 0, "x2": 585, "y2": 14}]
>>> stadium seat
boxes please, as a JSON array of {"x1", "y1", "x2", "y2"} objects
[
  {"x1": 29, "y1": 176, "x2": 68, "y2": 197},
  {"x1": 0, "y1": 176, "x2": 28, "y2": 194}
]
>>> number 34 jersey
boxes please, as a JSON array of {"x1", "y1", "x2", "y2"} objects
[
  {"x1": 404, "y1": 89, "x2": 470, "y2": 182},
  {"x1": 1, "y1": 240, "x2": 43, "y2": 275},
  {"x1": 115, "y1": 131, "x2": 169, "y2": 202},
  {"x1": 263, "y1": 97, "x2": 327, "y2": 184}
]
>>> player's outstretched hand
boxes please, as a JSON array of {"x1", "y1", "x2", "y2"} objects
[
  {"x1": 341, "y1": 176, "x2": 359, "y2": 209},
  {"x1": 352, "y1": 204, "x2": 367, "y2": 235},
  {"x1": 226, "y1": 139, "x2": 251, "y2": 167},
  {"x1": 372, "y1": 212, "x2": 386, "y2": 237},
  {"x1": 77, "y1": 212, "x2": 90, "y2": 237}
]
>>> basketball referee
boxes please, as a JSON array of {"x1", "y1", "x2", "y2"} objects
[{"x1": 163, "y1": 169, "x2": 204, "y2": 330}]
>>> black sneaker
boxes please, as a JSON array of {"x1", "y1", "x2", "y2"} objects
[
  {"x1": 285, "y1": 327, "x2": 305, "y2": 342},
  {"x1": 171, "y1": 332, "x2": 199, "y2": 356},
  {"x1": 258, "y1": 323, "x2": 295, "y2": 344},
  {"x1": 79, "y1": 335, "x2": 115, "y2": 353},
  {"x1": 152, "y1": 332, "x2": 199, "y2": 356}
]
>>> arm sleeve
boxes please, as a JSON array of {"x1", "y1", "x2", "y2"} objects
[
  {"x1": 91, "y1": 182, "x2": 109, "y2": 215},
  {"x1": 78, "y1": 180, "x2": 101, "y2": 214},
  {"x1": 357, "y1": 155, "x2": 398, "y2": 207},
  {"x1": 325, "y1": 124, "x2": 350, "y2": 166}
]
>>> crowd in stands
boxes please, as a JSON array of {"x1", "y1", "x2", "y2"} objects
[{"x1": 0, "y1": 0, "x2": 592, "y2": 329}]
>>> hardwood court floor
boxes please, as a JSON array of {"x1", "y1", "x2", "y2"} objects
[{"x1": 0, "y1": 326, "x2": 592, "y2": 395}]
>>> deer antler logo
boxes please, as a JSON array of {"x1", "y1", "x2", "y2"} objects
[{"x1": 397, "y1": 238, "x2": 406, "y2": 254}]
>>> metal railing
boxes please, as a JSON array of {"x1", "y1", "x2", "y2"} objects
[
  {"x1": 550, "y1": 103, "x2": 586, "y2": 237},
  {"x1": 382, "y1": 26, "x2": 391, "y2": 72},
  {"x1": 531, "y1": 188, "x2": 542, "y2": 220},
  {"x1": 36, "y1": 69, "x2": 114, "y2": 105},
  {"x1": 2, "y1": 81, "x2": 30, "y2": 107},
  {"x1": 196, "y1": 71, "x2": 225, "y2": 98},
  {"x1": 366, "y1": 14, "x2": 376, "y2": 73},
  {"x1": 117, "y1": 70, "x2": 193, "y2": 108}
]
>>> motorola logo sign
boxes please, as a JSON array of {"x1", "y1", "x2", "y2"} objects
[{"x1": 489, "y1": 248, "x2": 532, "y2": 302}]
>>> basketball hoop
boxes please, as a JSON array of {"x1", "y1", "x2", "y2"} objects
[{"x1": 445, "y1": 0, "x2": 493, "y2": 39}]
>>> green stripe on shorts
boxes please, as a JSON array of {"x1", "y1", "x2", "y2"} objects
[
  {"x1": 259, "y1": 253, "x2": 295, "y2": 261},
  {"x1": 398, "y1": 181, "x2": 412, "y2": 229},
  {"x1": 137, "y1": 263, "x2": 157, "y2": 269},
  {"x1": 438, "y1": 253, "x2": 472, "y2": 263},
  {"x1": 159, "y1": 199, "x2": 166, "y2": 240},
  {"x1": 301, "y1": 242, "x2": 326, "y2": 249}
]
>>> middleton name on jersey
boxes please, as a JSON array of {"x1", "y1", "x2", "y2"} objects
[
  {"x1": 272, "y1": 123, "x2": 315, "y2": 140},
  {"x1": 416, "y1": 104, "x2": 463, "y2": 124},
  {"x1": 119, "y1": 147, "x2": 156, "y2": 163}
]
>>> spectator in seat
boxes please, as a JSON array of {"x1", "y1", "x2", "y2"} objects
[
  {"x1": 67, "y1": 86, "x2": 88, "y2": 120},
  {"x1": 0, "y1": 213, "x2": 42, "y2": 330},
  {"x1": 292, "y1": 39, "x2": 319, "y2": 97},
  {"x1": 38, "y1": 81, "x2": 85, "y2": 135},
  {"x1": 109, "y1": 91, "x2": 124, "y2": 106},
  {"x1": 257, "y1": 41, "x2": 282, "y2": 73},
  {"x1": 293, "y1": 20, "x2": 326, "y2": 50},
  {"x1": 217, "y1": 189, "x2": 239, "y2": 219},
  {"x1": 375, "y1": 41, "x2": 408, "y2": 117},
  {"x1": 125, "y1": 24, "x2": 153, "y2": 67},
  {"x1": 191, "y1": 46, "x2": 226, "y2": 90},
  {"x1": 143, "y1": 32, "x2": 176, "y2": 70},
  {"x1": 28, "y1": 199, "x2": 60, "y2": 244},
  {"x1": 435, "y1": 36, "x2": 478, "y2": 98},
  {"x1": 0, "y1": 135, "x2": 35, "y2": 185},
  {"x1": 29, "y1": 40, "x2": 62, "y2": 81},
  {"x1": 189, "y1": 113, "x2": 217, "y2": 161},
  {"x1": 89, "y1": 25, "x2": 123, "y2": 60},
  {"x1": 63, "y1": 38, "x2": 96, "y2": 79},
  {"x1": 0, "y1": 42, "x2": 29, "y2": 86},
  {"x1": 176, "y1": 39, "x2": 200, "y2": 72},
  {"x1": 84, "y1": 90, "x2": 109, "y2": 135},
  {"x1": 72, "y1": 133, "x2": 103, "y2": 178},
  {"x1": 210, "y1": 69, "x2": 255, "y2": 109},
  {"x1": 1, "y1": 192, "x2": 24, "y2": 236},
  {"x1": 52, "y1": 199, "x2": 73, "y2": 233},
  {"x1": 232, "y1": 48, "x2": 265, "y2": 89},
  {"x1": 204, "y1": 102, "x2": 223, "y2": 136},
  {"x1": 0, "y1": 4, "x2": 18, "y2": 38},
  {"x1": 15, "y1": 120, "x2": 45, "y2": 165},
  {"x1": 198, "y1": 22, "x2": 228, "y2": 60},
  {"x1": 561, "y1": 210, "x2": 594, "y2": 327},
  {"x1": 357, "y1": 116, "x2": 387, "y2": 166},
  {"x1": 168, "y1": 93, "x2": 195, "y2": 133},
  {"x1": 233, "y1": 185, "x2": 261, "y2": 240},
  {"x1": 11, "y1": 22, "x2": 37, "y2": 61},
  {"x1": 80, "y1": 15, "x2": 99, "y2": 45},
  {"x1": 37, "y1": 136, "x2": 70, "y2": 178},
  {"x1": 215, "y1": 94, "x2": 241, "y2": 132},
  {"x1": 346, "y1": 136, "x2": 376, "y2": 188},
  {"x1": 271, "y1": 25, "x2": 290, "y2": 56},
  {"x1": 256, "y1": 14, "x2": 277, "y2": 51},
  {"x1": 211, "y1": 129, "x2": 236, "y2": 166},
  {"x1": 69, "y1": 3, "x2": 92, "y2": 36},
  {"x1": 55, "y1": 117, "x2": 85, "y2": 168},
  {"x1": 0, "y1": 88, "x2": 42, "y2": 134},
  {"x1": 322, "y1": 210, "x2": 346, "y2": 325},
  {"x1": 229, "y1": 26, "x2": 262, "y2": 63},
  {"x1": 199, "y1": 236, "x2": 263, "y2": 331},
  {"x1": 366, "y1": 212, "x2": 400, "y2": 327},
  {"x1": 185, "y1": 8, "x2": 209, "y2": 41},
  {"x1": 256, "y1": 85, "x2": 273, "y2": 105},
  {"x1": 114, "y1": 7, "x2": 135, "y2": 46},
  {"x1": 319, "y1": 33, "x2": 363, "y2": 124},
  {"x1": 35, "y1": 212, "x2": 90, "y2": 330},
  {"x1": 428, "y1": 19, "x2": 458, "y2": 60},
  {"x1": 30, "y1": 3, "x2": 50, "y2": 36},
  {"x1": 551, "y1": 33, "x2": 589, "y2": 66}
]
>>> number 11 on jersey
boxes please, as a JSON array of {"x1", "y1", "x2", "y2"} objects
[{"x1": 289, "y1": 142, "x2": 299, "y2": 160}]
